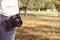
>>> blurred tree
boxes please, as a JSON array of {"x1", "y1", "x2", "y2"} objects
[
  {"x1": 19, "y1": 0, "x2": 56, "y2": 10},
  {"x1": 54, "y1": 0, "x2": 60, "y2": 17},
  {"x1": 19, "y1": 0, "x2": 30, "y2": 16}
]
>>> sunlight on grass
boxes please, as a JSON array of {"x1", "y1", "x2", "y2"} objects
[{"x1": 20, "y1": 11, "x2": 58, "y2": 16}]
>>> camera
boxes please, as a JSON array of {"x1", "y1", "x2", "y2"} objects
[{"x1": 4, "y1": 14, "x2": 23, "y2": 31}]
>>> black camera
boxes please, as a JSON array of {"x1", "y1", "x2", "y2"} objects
[{"x1": 4, "y1": 14, "x2": 23, "y2": 31}]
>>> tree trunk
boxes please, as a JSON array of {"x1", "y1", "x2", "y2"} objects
[{"x1": 24, "y1": 0, "x2": 30, "y2": 16}]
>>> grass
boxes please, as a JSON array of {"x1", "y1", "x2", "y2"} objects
[
  {"x1": 20, "y1": 11, "x2": 58, "y2": 16},
  {"x1": 15, "y1": 15, "x2": 60, "y2": 40},
  {"x1": 15, "y1": 10, "x2": 60, "y2": 40}
]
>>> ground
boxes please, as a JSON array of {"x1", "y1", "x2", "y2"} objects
[{"x1": 15, "y1": 15, "x2": 60, "y2": 40}]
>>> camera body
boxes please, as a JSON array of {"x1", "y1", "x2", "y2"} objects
[{"x1": 4, "y1": 14, "x2": 23, "y2": 31}]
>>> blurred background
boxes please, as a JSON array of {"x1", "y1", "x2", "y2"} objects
[{"x1": 15, "y1": 0, "x2": 60, "y2": 40}]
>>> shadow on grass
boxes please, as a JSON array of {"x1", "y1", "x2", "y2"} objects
[{"x1": 15, "y1": 25, "x2": 60, "y2": 40}]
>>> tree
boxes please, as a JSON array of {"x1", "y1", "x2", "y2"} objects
[
  {"x1": 19, "y1": 0, "x2": 56, "y2": 11},
  {"x1": 25, "y1": 0, "x2": 30, "y2": 16},
  {"x1": 19, "y1": 0, "x2": 30, "y2": 16},
  {"x1": 54, "y1": 0, "x2": 60, "y2": 17}
]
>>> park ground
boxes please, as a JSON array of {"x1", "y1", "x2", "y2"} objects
[{"x1": 15, "y1": 11, "x2": 60, "y2": 40}]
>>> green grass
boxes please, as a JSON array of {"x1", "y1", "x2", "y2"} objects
[{"x1": 20, "y1": 11, "x2": 58, "y2": 16}]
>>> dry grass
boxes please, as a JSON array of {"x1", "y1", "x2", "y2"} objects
[{"x1": 15, "y1": 15, "x2": 60, "y2": 40}]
